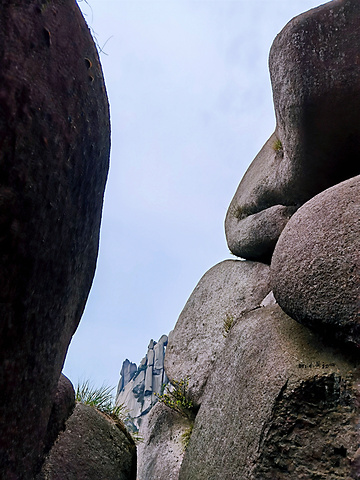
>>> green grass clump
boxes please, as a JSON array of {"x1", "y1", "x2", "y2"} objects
[
  {"x1": 223, "y1": 313, "x2": 234, "y2": 338},
  {"x1": 75, "y1": 380, "x2": 122, "y2": 417},
  {"x1": 156, "y1": 378, "x2": 195, "y2": 421},
  {"x1": 181, "y1": 424, "x2": 194, "y2": 451},
  {"x1": 273, "y1": 138, "x2": 283, "y2": 152},
  {"x1": 232, "y1": 205, "x2": 245, "y2": 220},
  {"x1": 75, "y1": 380, "x2": 141, "y2": 443}
]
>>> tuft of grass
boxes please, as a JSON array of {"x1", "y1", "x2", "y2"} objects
[
  {"x1": 75, "y1": 380, "x2": 141, "y2": 444},
  {"x1": 232, "y1": 205, "x2": 245, "y2": 220},
  {"x1": 155, "y1": 378, "x2": 195, "y2": 421},
  {"x1": 223, "y1": 313, "x2": 234, "y2": 338},
  {"x1": 76, "y1": 380, "x2": 118, "y2": 415},
  {"x1": 273, "y1": 138, "x2": 283, "y2": 152},
  {"x1": 181, "y1": 424, "x2": 194, "y2": 451}
]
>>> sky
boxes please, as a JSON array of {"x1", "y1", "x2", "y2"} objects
[{"x1": 63, "y1": 0, "x2": 324, "y2": 392}]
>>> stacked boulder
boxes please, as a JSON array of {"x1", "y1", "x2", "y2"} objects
[
  {"x1": 139, "y1": 1, "x2": 360, "y2": 479},
  {"x1": 116, "y1": 335, "x2": 169, "y2": 430}
]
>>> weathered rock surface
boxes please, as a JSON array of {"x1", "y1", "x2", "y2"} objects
[
  {"x1": 116, "y1": 335, "x2": 169, "y2": 430},
  {"x1": 226, "y1": 0, "x2": 360, "y2": 262},
  {"x1": 117, "y1": 359, "x2": 137, "y2": 394},
  {"x1": 0, "y1": 1, "x2": 110, "y2": 477},
  {"x1": 43, "y1": 374, "x2": 75, "y2": 455},
  {"x1": 137, "y1": 402, "x2": 192, "y2": 480},
  {"x1": 225, "y1": 133, "x2": 297, "y2": 262},
  {"x1": 179, "y1": 305, "x2": 360, "y2": 480},
  {"x1": 165, "y1": 260, "x2": 271, "y2": 404},
  {"x1": 38, "y1": 403, "x2": 136, "y2": 480},
  {"x1": 271, "y1": 175, "x2": 360, "y2": 349}
]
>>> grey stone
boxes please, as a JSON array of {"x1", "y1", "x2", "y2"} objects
[
  {"x1": 141, "y1": 395, "x2": 152, "y2": 417},
  {"x1": 117, "y1": 359, "x2": 137, "y2": 393},
  {"x1": 226, "y1": 0, "x2": 360, "y2": 262},
  {"x1": 270, "y1": 0, "x2": 360, "y2": 200},
  {"x1": 225, "y1": 133, "x2": 297, "y2": 262},
  {"x1": 147, "y1": 347, "x2": 155, "y2": 366},
  {"x1": 137, "y1": 402, "x2": 192, "y2": 480},
  {"x1": 158, "y1": 334, "x2": 169, "y2": 346},
  {"x1": 154, "y1": 336, "x2": 168, "y2": 370},
  {"x1": 165, "y1": 259, "x2": 271, "y2": 404},
  {"x1": 144, "y1": 365, "x2": 153, "y2": 394},
  {"x1": 117, "y1": 381, "x2": 143, "y2": 419},
  {"x1": 0, "y1": 2, "x2": 110, "y2": 477},
  {"x1": 179, "y1": 305, "x2": 359, "y2": 480},
  {"x1": 43, "y1": 374, "x2": 75, "y2": 455},
  {"x1": 38, "y1": 403, "x2": 136, "y2": 480},
  {"x1": 116, "y1": 335, "x2": 170, "y2": 430},
  {"x1": 271, "y1": 175, "x2": 360, "y2": 349}
]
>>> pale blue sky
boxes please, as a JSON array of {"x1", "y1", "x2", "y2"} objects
[{"x1": 63, "y1": 0, "x2": 324, "y2": 391}]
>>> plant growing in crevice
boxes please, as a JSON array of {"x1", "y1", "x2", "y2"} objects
[
  {"x1": 181, "y1": 423, "x2": 194, "y2": 451},
  {"x1": 75, "y1": 380, "x2": 141, "y2": 444},
  {"x1": 232, "y1": 204, "x2": 245, "y2": 220},
  {"x1": 273, "y1": 138, "x2": 283, "y2": 152},
  {"x1": 155, "y1": 378, "x2": 196, "y2": 421},
  {"x1": 223, "y1": 313, "x2": 235, "y2": 338}
]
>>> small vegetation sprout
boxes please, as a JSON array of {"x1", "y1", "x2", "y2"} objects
[
  {"x1": 223, "y1": 313, "x2": 235, "y2": 338},
  {"x1": 232, "y1": 205, "x2": 245, "y2": 220},
  {"x1": 273, "y1": 138, "x2": 283, "y2": 152},
  {"x1": 181, "y1": 424, "x2": 194, "y2": 451}
]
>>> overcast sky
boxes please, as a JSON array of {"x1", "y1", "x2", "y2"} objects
[{"x1": 63, "y1": 0, "x2": 324, "y2": 392}]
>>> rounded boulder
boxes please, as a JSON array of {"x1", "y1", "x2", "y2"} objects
[{"x1": 271, "y1": 175, "x2": 360, "y2": 348}]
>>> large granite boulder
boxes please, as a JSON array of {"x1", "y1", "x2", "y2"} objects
[
  {"x1": 226, "y1": 0, "x2": 360, "y2": 262},
  {"x1": 38, "y1": 403, "x2": 136, "y2": 480},
  {"x1": 0, "y1": 1, "x2": 110, "y2": 477},
  {"x1": 137, "y1": 402, "x2": 192, "y2": 480},
  {"x1": 165, "y1": 260, "x2": 271, "y2": 404},
  {"x1": 271, "y1": 175, "x2": 360, "y2": 349},
  {"x1": 179, "y1": 305, "x2": 360, "y2": 480}
]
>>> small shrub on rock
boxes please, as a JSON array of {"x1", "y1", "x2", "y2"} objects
[{"x1": 156, "y1": 378, "x2": 195, "y2": 421}]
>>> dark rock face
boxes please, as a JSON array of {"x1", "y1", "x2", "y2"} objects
[
  {"x1": 254, "y1": 373, "x2": 359, "y2": 479},
  {"x1": 179, "y1": 305, "x2": 359, "y2": 480},
  {"x1": 0, "y1": 2, "x2": 110, "y2": 478},
  {"x1": 165, "y1": 260, "x2": 271, "y2": 404},
  {"x1": 43, "y1": 374, "x2": 76, "y2": 455},
  {"x1": 271, "y1": 175, "x2": 360, "y2": 349},
  {"x1": 38, "y1": 404, "x2": 137, "y2": 480},
  {"x1": 270, "y1": 0, "x2": 360, "y2": 201},
  {"x1": 226, "y1": 0, "x2": 360, "y2": 262}
]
